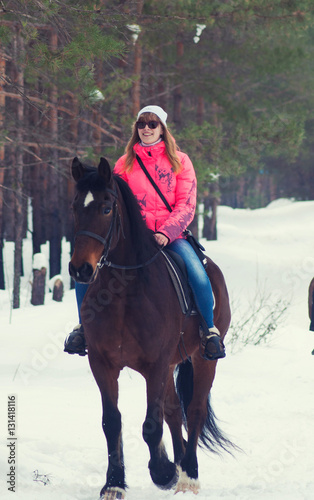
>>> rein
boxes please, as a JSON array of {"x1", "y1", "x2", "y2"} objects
[
  {"x1": 100, "y1": 247, "x2": 163, "y2": 270},
  {"x1": 74, "y1": 182, "x2": 163, "y2": 271}
]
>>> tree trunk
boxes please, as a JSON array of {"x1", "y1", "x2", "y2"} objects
[
  {"x1": 48, "y1": 29, "x2": 61, "y2": 278},
  {"x1": 27, "y1": 81, "x2": 43, "y2": 254},
  {"x1": 203, "y1": 182, "x2": 219, "y2": 241},
  {"x1": 174, "y1": 36, "x2": 183, "y2": 127},
  {"x1": 236, "y1": 176, "x2": 245, "y2": 208},
  {"x1": 131, "y1": 0, "x2": 143, "y2": 115},
  {"x1": 52, "y1": 278, "x2": 63, "y2": 302},
  {"x1": 92, "y1": 59, "x2": 103, "y2": 155},
  {"x1": 0, "y1": 43, "x2": 4, "y2": 162},
  {"x1": 157, "y1": 47, "x2": 166, "y2": 110},
  {"x1": 197, "y1": 95, "x2": 204, "y2": 125},
  {"x1": 269, "y1": 175, "x2": 277, "y2": 201},
  {"x1": 31, "y1": 161, "x2": 42, "y2": 254},
  {"x1": 131, "y1": 37, "x2": 142, "y2": 115},
  {"x1": 202, "y1": 102, "x2": 220, "y2": 240},
  {"x1": 0, "y1": 238, "x2": 4, "y2": 290},
  {"x1": 31, "y1": 267, "x2": 46, "y2": 305},
  {"x1": 0, "y1": 158, "x2": 4, "y2": 290},
  {"x1": 0, "y1": 41, "x2": 8, "y2": 290},
  {"x1": 13, "y1": 29, "x2": 25, "y2": 309}
]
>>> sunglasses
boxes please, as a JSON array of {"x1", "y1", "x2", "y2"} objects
[{"x1": 136, "y1": 120, "x2": 160, "y2": 130}]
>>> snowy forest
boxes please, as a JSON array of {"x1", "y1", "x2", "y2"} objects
[{"x1": 0, "y1": 0, "x2": 314, "y2": 308}]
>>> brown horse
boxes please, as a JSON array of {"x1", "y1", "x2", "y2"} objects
[{"x1": 69, "y1": 157, "x2": 232, "y2": 499}]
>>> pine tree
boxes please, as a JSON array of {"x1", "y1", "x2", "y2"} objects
[{"x1": 0, "y1": 0, "x2": 314, "y2": 304}]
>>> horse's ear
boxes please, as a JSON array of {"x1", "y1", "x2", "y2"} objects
[
  {"x1": 72, "y1": 157, "x2": 85, "y2": 182},
  {"x1": 98, "y1": 157, "x2": 112, "y2": 184}
]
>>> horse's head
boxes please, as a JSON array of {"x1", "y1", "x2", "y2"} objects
[{"x1": 69, "y1": 157, "x2": 120, "y2": 284}]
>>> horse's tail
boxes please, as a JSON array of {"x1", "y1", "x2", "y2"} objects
[{"x1": 174, "y1": 360, "x2": 235, "y2": 454}]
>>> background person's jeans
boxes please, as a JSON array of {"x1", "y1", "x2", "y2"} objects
[{"x1": 75, "y1": 282, "x2": 89, "y2": 323}]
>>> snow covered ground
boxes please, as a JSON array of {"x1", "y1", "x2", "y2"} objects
[{"x1": 1, "y1": 198, "x2": 314, "y2": 500}]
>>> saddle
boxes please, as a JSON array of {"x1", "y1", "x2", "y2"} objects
[{"x1": 162, "y1": 249, "x2": 197, "y2": 317}]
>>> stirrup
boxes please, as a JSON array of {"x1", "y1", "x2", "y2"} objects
[
  {"x1": 200, "y1": 326, "x2": 226, "y2": 361},
  {"x1": 64, "y1": 324, "x2": 87, "y2": 356}
]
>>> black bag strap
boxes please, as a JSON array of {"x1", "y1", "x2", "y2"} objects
[
  {"x1": 136, "y1": 155, "x2": 206, "y2": 265},
  {"x1": 136, "y1": 154, "x2": 172, "y2": 213}
]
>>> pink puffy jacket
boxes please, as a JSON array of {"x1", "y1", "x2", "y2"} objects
[{"x1": 113, "y1": 140, "x2": 196, "y2": 243}]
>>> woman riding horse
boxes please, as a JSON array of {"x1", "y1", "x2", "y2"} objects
[
  {"x1": 65, "y1": 105, "x2": 225, "y2": 361},
  {"x1": 67, "y1": 157, "x2": 232, "y2": 498}
]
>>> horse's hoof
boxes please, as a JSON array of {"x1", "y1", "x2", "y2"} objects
[
  {"x1": 99, "y1": 487, "x2": 126, "y2": 500},
  {"x1": 174, "y1": 467, "x2": 200, "y2": 495},
  {"x1": 150, "y1": 459, "x2": 178, "y2": 490}
]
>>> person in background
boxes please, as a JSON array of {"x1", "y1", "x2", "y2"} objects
[
  {"x1": 309, "y1": 278, "x2": 314, "y2": 354},
  {"x1": 64, "y1": 105, "x2": 225, "y2": 361}
]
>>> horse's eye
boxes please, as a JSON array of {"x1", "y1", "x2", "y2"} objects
[{"x1": 103, "y1": 206, "x2": 112, "y2": 215}]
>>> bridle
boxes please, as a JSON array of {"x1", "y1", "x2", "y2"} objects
[
  {"x1": 74, "y1": 183, "x2": 162, "y2": 271},
  {"x1": 75, "y1": 186, "x2": 120, "y2": 269}
]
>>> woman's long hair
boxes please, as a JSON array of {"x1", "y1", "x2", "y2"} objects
[{"x1": 123, "y1": 112, "x2": 182, "y2": 173}]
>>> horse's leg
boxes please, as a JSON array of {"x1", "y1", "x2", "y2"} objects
[
  {"x1": 176, "y1": 356, "x2": 218, "y2": 494},
  {"x1": 164, "y1": 367, "x2": 186, "y2": 465},
  {"x1": 88, "y1": 353, "x2": 126, "y2": 500},
  {"x1": 142, "y1": 365, "x2": 178, "y2": 490}
]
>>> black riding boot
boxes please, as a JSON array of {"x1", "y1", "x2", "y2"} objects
[
  {"x1": 200, "y1": 326, "x2": 226, "y2": 360},
  {"x1": 64, "y1": 325, "x2": 87, "y2": 356}
]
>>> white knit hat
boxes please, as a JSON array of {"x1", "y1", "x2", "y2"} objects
[{"x1": 137, "y1": 105, "x2": 168, "y2": 127}]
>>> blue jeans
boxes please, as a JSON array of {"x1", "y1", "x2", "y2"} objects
[
  {"x1": 74, "y1": 239, "x2": 214, "y2": 328},
  {"x1": 168, "y1": 238, "x2": 214, "y2": 328}
]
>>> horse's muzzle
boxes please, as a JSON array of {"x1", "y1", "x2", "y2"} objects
[{"x1": 69, "y1": 261, "x2": 95, "y2": 283}]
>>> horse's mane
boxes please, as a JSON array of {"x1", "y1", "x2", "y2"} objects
[
  {"x1": 113, "y1": 174, "x2": 158, "y2": 263},
  {"x1": 75, "y1": 165, "x2": 158, "y2": 264}
]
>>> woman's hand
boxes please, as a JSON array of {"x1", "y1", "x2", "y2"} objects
[{"x1": 154, "y1": 232, "x2": 169, "y2": 247}]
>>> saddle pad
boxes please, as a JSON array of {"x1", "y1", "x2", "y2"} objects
[{"x1": 161, "y1": 249, "x2": 197, "y2": 316}]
